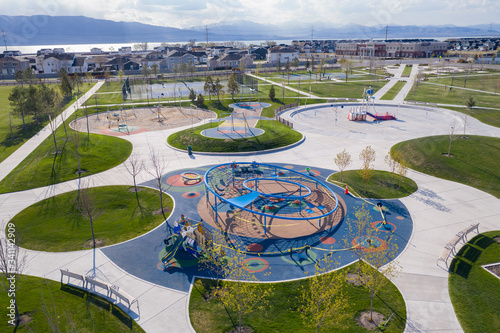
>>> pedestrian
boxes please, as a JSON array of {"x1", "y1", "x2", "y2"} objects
[
  {"x1": 345, "y1": 185, "x2": 349, "y2": 195},
  {"x1": 290, "y1": 247, "x2": 293, "y2": 259}
]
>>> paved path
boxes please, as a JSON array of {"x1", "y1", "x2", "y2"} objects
[
  {"x1": 0, "y1": 81, "x2": 499, "y2": 332},
  {"x1": 247, "y1": 73, "x2": 319, "y2": 98}
]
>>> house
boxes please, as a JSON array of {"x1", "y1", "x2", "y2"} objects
[
  {"x1": 266, "y1": 47, "x2": 299, "y2": 64},
  {"x1": 71, "y1": 57, "x2": 90, "y2": 73},
  {"x1": 208, "y1": 53, "x2": 253, "y2": 70},
  {"x1": 188, "y1": 51, "x2": 208, "y2": 64},
  {"x1": 0, "y1": 55, "x2": 30, "y2": 75},
  {"x1": 118, "y1": 46, "x2": 132, "y2": 54},
  {"x1": 250, "y1": 47, "x2": 268, "y2": 61},
  {"x1": 164, "y1": 51, "x2": 196, "y2": 69}
]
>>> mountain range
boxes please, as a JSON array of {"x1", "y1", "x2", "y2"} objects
[{"x1": 1, "y1": 15, "x2": 499, "y2": 46}]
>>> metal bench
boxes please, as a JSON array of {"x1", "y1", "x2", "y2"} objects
[
  {"x1": 109, "y1": 285, "x2": 139, "y2": 310},
  {"x1": 85, "y1": 276, "x2": 111, "y2": 297},
  {"x1": 60, "y1": 269, "x2": 85, "y2": 287}
]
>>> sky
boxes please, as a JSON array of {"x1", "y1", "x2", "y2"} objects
[{"x1": 1, "y1": 0, "x2": 498, "y2": 30}]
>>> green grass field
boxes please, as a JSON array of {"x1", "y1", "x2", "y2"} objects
[
  {"x1": 0, "y1": 275, "x2": 144, "y2": 332},
  {"x1": 190, "y1": 262, "x2": 406, "y2": 333},
  {"x1": 391, "y1": 135, "x2": 500, "y2": 198},
  {"x1": 328, "y1": 170, "x2": 418, "y2": 199},
  {"x1": 168, "y1": 119, "x2": 303, "y2": 153},
  {"x1": 0, "y1": 83, "x2": 95, "y2": 164},
  {"x1": 9, "y1": 185, "x2": 173, "y2": 251},
  {"x1": 0, "y1": 110, "x2": 132, "y2": 193},
  {"x1": 449, "y1": 231, "x2": 500, "y2": 333},
  {"x1": 401, "y1": 65, "x2": 412, "y2": 77},
  {"x1": 406, "y1": 81, "x2": 500, "y2": 108},
  {"x1": 288, "y1": 81, "x2": 382, "y2": 98},
  {"x1": 380, "y1": 81, "x2": 407, "y2": 100},
  {"x1": 441, "y1": 106, "x2": 500, "y2": 128},
  {"x1": 430, "y1": 72, "x2": 500, "y2": 94}
]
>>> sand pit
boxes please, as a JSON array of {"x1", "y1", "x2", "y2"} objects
[{"x1": 71, "y1": 106, "x2": 215, "y2": 136}]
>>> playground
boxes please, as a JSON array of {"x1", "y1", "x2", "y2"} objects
[
  {"x1": 71, "y1": 106, "x2": 214, "y2": 136},
  {"x1": 100, "y1": 162, "x2": 413, "y2": 293}
]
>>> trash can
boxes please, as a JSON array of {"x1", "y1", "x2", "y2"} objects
[{"x1": 187, "y1": 145, "x2": 192, "y2": 155}]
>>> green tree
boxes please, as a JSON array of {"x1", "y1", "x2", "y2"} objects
[
  {"x1": 8, "y1": 86, "x2": 28, "y2": 129},
  {"x1": 339, "y1": 58, "x2": 353, "y2": 82},
  {"x1": 292, "y1": 57, "x2": 300, "y2": 70},
  {"x1": 285, "y1": 58, "x2": 291, "y2": 84},
  {"x1": 141, "y1": 66, "x2": 150, "y2": 79},
  {"x1": 213, "y1": 77, "x2": 224, "y2": 102},
  {"x1": 151, "y1": 63, "x2": 159, "y2": 78},
  {"x1": 204, "y1": 75, "x2": 214, "y2": 101},
  {"x1": 216, "y1": 246, "x2": 273, "y2": 333},
  {"x1": 276, "y1": 58, "x2": 282, "y2": 74},
  {"x1": 227, "y1": 73, "x2": 240, "y2": 100},
  {"x1": 58, "y1": 68, "x2": 68, "y2": 80},
  {"x1": 305, "y1": 59, "x2": 310, "y2": 71},
  {"x1": 385, "y1": 151, "x2": 401, "y2": 179},
  {"x1": 269, "y1": 85, "x2": 276, "y2": 100},
  {"x1": 188, "y1": 88, "x2": 196, "y2": 103},
  {"x1": 60, "y1": 75, "x2": 73, "y2": 97},
  {"x1": 300, "y1": 254, "x2": 349, "y2": 333},
  {"x1": 197, "y1": 228, "x2": 229, "y2": 288},
  {"x1": 359, "y1": 145, "x2": 376, "y2": 193},
  {"x1": 15, "y1": 70, "x2": 24, "y2": 86},
  {"x1": 196, "y1": 93, "x2": 205, "y2": 107},
  {"x1": 179, "y1": 61, "x2": 188, "y2": 76},
  {"x1": 118, "y1": 69, "x2": 125, "y2": 82},
  {"x1": 23, "y1": 68, "x2": 37, "y2": 85}
]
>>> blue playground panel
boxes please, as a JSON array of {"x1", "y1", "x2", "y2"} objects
[{"x1": 101, "y1": 163, "x2": 413, "y2": 293}]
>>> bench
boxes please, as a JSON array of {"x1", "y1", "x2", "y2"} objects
[
  {"x1": 118, "y1": 124, "x2": 127, "y2": 132},
  {"x1": 109, "y1": 285, "x2": 139, "y2": 310},
  {"x1": 437, "y1": 223, "x2": 480, "y2": 268},
  {"x1": 85, "y1": 276, "x2": 111, "y2": 297},
  {"x1": 60, "y1": 269, "x2": 85, "y2": 287}
]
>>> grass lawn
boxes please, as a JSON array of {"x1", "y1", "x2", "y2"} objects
[
  {"x1": 440, "y1": 106, "x2": 500, "y2": 128},
  {"x1": 401, "y1": 65, "x2": 412, "y2": 77},
  {"x1": 380, "y1": 81, "x2": 407, "y2": 100},
  {"x1": 9, "y1": 185, "x2": 173, "y2": 251},
  {"x1": 449, "y1": 231, "x2": 500, "y2": 333},
  {"x1": 190, "y1": 262, "x2": 406, "y2": 333},
  {"x1": 430, "y1": 73, "x2": 500, "y2": 94},
  {"x1": 0, "y1": 275, "x2": 144, "y2": 332},
  {"x1": 391, "y1": 135, "x2": 500, "y2": 198},
  {"x1": 168, "y1": 120, "x2": 303, "y2": 153},
  {"x1": 328, "y1": 170, "x2": 418, "y2": 199},
  {"x1": 0, "y1": 110, "x2": 132, "y2": 193},
  {"x1": 406, "y1": 81, "x2": 500, "y2": 108},
  {"x1": 0, "y1": 84, "x2": 95, "y2": 164},
  {"x1": 288, "y1": 81, "x2": 383, "y2": 98}
]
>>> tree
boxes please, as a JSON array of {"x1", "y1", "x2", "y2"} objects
[
  {"x1": 269, "y1": 85, "x2": 276, "y2": 100},
  {"x1": 197, "y1": 228, "x2": 229, "y2": 289},
  {"x1": 133, "y1": 42, "x2": 148, "y2": 51},
  {"x1": 151, "y1": 64, "x2": 159, "y2": 78},
  {"x1": 8, "y1": 86, "x2": 28, "y2": 130},
  {"x1": 463, "y1": 96, "x2": 475, "y2": 136},
  {"x1": 285, "y1": 58, "x2": 291, "y2": 84},
  {"x1": 447, "y1": 121, "x2": 458, "y2": 157},
  {"x1": 85, "y1": 72, "x2": 93, "y2": 84},
  {"x1": 358, "y1": 241, "x2": 400, "y2": 322},
  {"x1": 196, "y1": 93, "x2": 205, "y2": 107},
  {"x1": 292, "y1": 57, "x2": 300, "y2": 71},
  {"x1": 339, "y1": 58, "x2": 353, "y2": 82},
  {"x1": 0, "y1": 227, "x2": 27, "y2": 327},
  {"x1": 334, "y1": 148, "x2": 352, "y2": 181},
  {"x1": 187, "y1": 61, "x2": 196, "y2": 77},
  {"x1": 76, "y1": 180, "x2": 103, "y2": 277},
  {"x1": 188, "y1": 88, "x2": 196, "y2": 103},
  {"x1": 396, "y1": 160, "x2": 408, "y2": 188},
  {"x1": 118, "y1": 69, "x2": 125, "y2": 82},
  {"x1": 141, "y1": 66, "x2": 150, "y2": 80},
  {"x1": 124, "y1": 153, "x2": 144, "y2": 211},
  {"x1": 60, "y1": 75, "x2": 73, "y2": 97},
  {"x1": 359, "y1": 146, "x2": 376, "y2": 193},
  {"x1": 300, "y1": 254, "x2": 349, "y2": 333},
  {"x1": 204, "y1": 75, "x2": 214, "y2": 101},
  {"x1": 227, "y1": 73, "x2": 240, "y2": 99},
  {"x1": 310, "y1": 55, "x2": 315, "y2": 70},
  {"x1": 215, "y1": 246, "x2": 273, "y2": 333},
  {"x1": 305, "y1": 59, "x2": 310, "y2": 71},
  {"x1": 213, "y1": 77, "x2": 224, "y2": 102},
  {"x1": 70, "y1": 124, "x2": 82, "y2": 177},
  {"x1": 147, "y1": 149, "x2": 168, "y2": 219},
  {"x1": 385, "y1": 150, "x2": 401, "y2": 179},
  {"x1": 15, "y1": 70, "x2": 24, "y2": 86},
  {"x1": 343, "y1": 204, "x2": 374, "y2": 274},
  {"x1": 276, "y1": 58, "x2": 282, "y2": 74},
  {"x1": 23, "y1": 67, "x2": 37, "y2": 85}
]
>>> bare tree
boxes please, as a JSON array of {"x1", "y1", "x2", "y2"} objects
[
  {"x1": 334, "y1": 149, "x2": 352, "y2": 181},
  {"x1": 124, "y1": 153, "x2": 145, "y2": 211},
  {"x1": 0, "y1": 226, "x2": 28, "y2": 327},
  {"x1": 70, "y1": 124, "x2": 82, "y2": 178},
  {"x1": 396, "y1": 160, "x2": 408, "y2": 188},
  {"x1": 147, "y1": 149, "x2": 169, "y2": 219},
  {"x1": 76, "y1": 180, "x2": 103, "y2": 277},
  {"x1": 463, "y1": 96, "x2": 476, "y2": 136},
  {"x1": 447, "y1": 121, "x2": 458, "y2": 157},
  {"x1": 384, "y1": 151, "x2": 401, "y2": 179},
  {"x1": 359, "y1": 146, "x2": 376, "y2": 193}
]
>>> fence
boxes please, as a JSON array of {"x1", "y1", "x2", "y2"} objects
[{"x1": 274, "y1": 102, "x2": 298, "y2": 129}]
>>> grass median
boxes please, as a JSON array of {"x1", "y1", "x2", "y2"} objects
[{"x1": 9, "y1": 185, "x2": 173, "y2": 252}]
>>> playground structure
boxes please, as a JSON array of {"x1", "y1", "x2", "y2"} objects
[
  {"x1": 201, "y1": 162, "x2": 342, "y2": 240},
  {"x1": 348, "y1": 87, "x2": 396, "y2": 121},
  {"x1": 162, "y1": 214, "x2": 212, "y2": 268}
]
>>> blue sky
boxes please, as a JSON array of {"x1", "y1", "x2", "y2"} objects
[{"x1": 1, "y1": 0, "x2": 498, "y2": 29}]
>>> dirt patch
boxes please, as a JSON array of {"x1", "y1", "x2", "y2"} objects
[
  {"x1": 74, "y1": 169, "x2": 88, "y2": 175},
  {"x1": 441, "y1": 153, "x2": 454, "y2": 157},
  {"x1": 127, "y1": 186, "x2": 143, "y2": 193},
  {"x1": 83, "y1": 238, "x2": 106, "y2": 248},
  {"x1": 9, "y1": 312, "x2": 33, "y2": 326},
  {"x1": 494, "y1": 237, "x2": 500, "y2": 244},
  {"x1": 153, "y1": 208, "x2": 171, "y2": 216},
  {"x1": 485, "y1": 264, "x2": 500, "y2": 278},
  {"x1": 71, "y1": 107, "x2": 214, "y2": 134},
  {"x1": 347, "y1": 273, "x2": 364, "y2": 286},
  {"x1": 226, "y1": 326, "x2": 253, "y2": 333},
  {"x1": 357, "y1": 311, "x2": 385, "y2": 330}
]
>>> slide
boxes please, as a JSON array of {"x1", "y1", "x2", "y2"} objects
[
  {"x1": 161, "y1": 235, "x2": 183, "y2": 263},
  {"x1": 366, "y1": 112, "x2": 396, "y2": 120}
]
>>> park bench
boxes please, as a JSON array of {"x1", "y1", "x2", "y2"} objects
[
  {"x1": 437, "y1": 223, "x2": 480, "y2": 268},
  {"x1": 109, "y1": 285, "x2": 139, "y2": 310},
  {"x1": 85, "y1": 276, "x2": 111, "y2": 297},
  {"x1": 60, "y1": 269, "x2": 85, "y2": 287},
  {"x1": 118, "y1": 124, "x2": 127, "y2": 132}
]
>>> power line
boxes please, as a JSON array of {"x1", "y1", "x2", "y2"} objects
[{"x1": 1, "y1": 29, "x2": 7, "y2": 52}]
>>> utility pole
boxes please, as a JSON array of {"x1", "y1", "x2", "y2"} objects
[
  {"x1": 310, "y1": 25, "x2": 314, "y2": 43},
  {"x1": 385, "y1": 25, "x2": 388, "y2": 41},
  {"x1": 1, "y1": 29, "x2": 7, "y2": 51},
  {"x1": 205, "y1": 25, "x2": 209, "y2": 47}
]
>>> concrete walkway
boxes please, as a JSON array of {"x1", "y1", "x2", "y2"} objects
[
  {"x1": 247, "y1": 73, "x2": 319, "y2": 98},
  {"x1": 0, "y1": 79, "x2": 499, "y2": 332}
]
